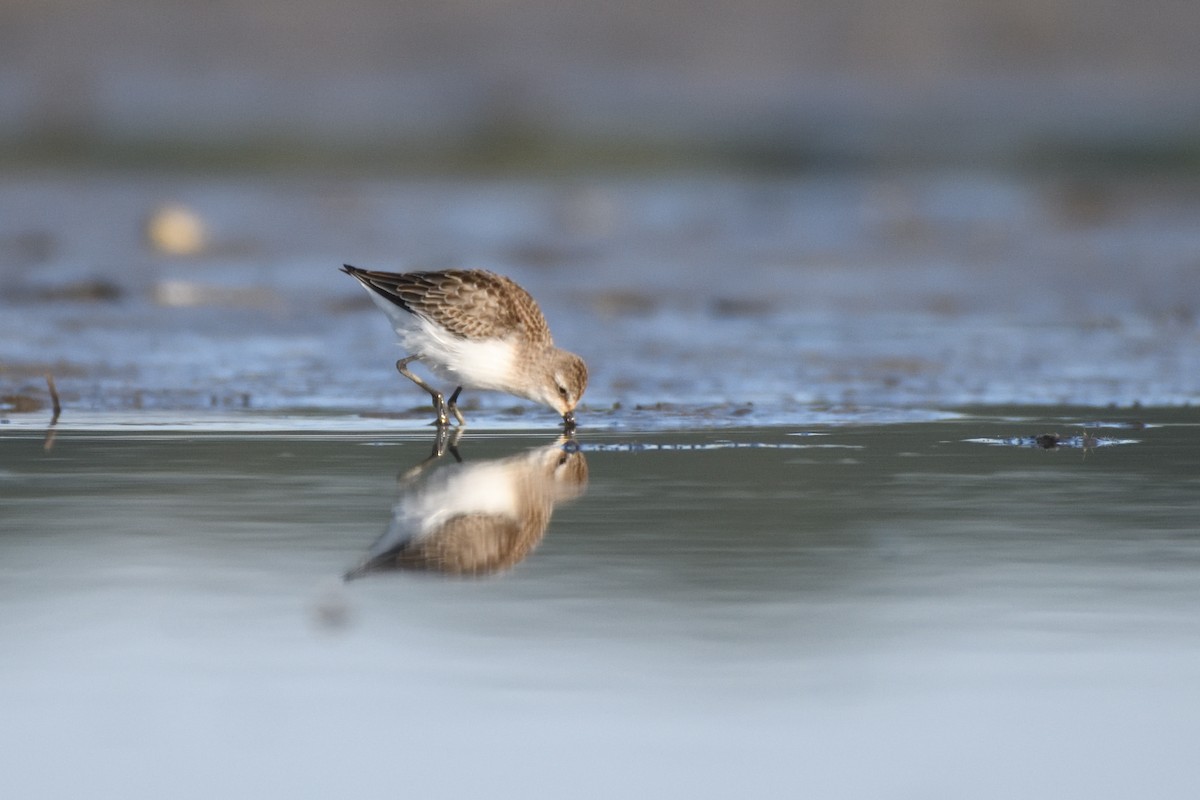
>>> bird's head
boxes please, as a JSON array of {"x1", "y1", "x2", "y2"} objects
[{"x1": 537, "y1": 349, "x2": 588, "y2": 426}]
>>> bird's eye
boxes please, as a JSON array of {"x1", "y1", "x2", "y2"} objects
[{"x1": 557, "y1": 385, "x2": 569, "y2": 398}]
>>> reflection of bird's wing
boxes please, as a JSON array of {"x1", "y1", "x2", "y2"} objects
[
  {"x1": 410, "y1": 513, "x2": 532, "y2": 574},
  {"x1": 345, "y1": 512, "x2": 537, "y2": 576}
]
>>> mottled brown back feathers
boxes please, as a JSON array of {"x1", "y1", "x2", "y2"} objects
[{"x1": 341, "y1": 265, "x2": 553, "y2": 343}]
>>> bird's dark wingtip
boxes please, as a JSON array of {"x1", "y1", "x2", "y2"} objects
[{"x1": 339, "y1": 265, "x2": 413, "y2": 313}]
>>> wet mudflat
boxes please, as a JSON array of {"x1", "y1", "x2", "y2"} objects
[
  {"x1": 3, "y1": 172, "x2": 1199, "y2": 419},
  {"x1": 2, "y1": 414, "x2": 1199, "y2": 798}
]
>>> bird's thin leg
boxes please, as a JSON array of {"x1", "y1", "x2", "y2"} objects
[
  {"x1": 396, "y1": 356, "x2": 448, "y2": 426},
  {"x1": 447, "y1": 386, "x2": 467, "y2": 427}
]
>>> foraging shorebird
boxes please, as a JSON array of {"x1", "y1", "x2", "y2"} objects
[{"x1": 341, "y1": 265, "x2": 587, "y2": 428}]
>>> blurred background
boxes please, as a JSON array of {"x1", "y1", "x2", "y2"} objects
[
  {"x1": 1, "y1": 0, "x2": 1198, "y2": 419},
  {"x1": 5, "y1": 0, "x2": 1200, "y2": 170}
]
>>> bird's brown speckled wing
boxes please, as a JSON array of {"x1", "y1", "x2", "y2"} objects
[{"x1": 342, "y1": 266, "x2": 552, "y2": 344}]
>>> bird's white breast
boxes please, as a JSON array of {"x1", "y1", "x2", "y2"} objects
[
  {"x1": 405, "y1": 315, "x2": 519, "y2": 391},
  {"x1": 365, "y1": 287, "x2": 524, "y2": 391}
]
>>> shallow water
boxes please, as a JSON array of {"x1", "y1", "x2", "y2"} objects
[
  {"x1": 3, "y1": 413, "x2": 1199, "y2": 798},
  {"x1": 2, "y1": 168, "x2": 1199, "y2": 796}
]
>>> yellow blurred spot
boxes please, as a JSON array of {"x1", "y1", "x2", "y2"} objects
[{"x1": 145, "y1": 203, "x2": 206, "y2": 255}]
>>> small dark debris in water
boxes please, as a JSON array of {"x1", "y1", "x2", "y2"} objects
[
  {"x1": 731, "y1": 406, "x2": 753, "y2": 417},
  {"x1": 1035, "y1": 433, "x2": 1061, "y2": 449},
  {"x1": 965, "y1": 433, "x2": 1138, "y2": 449}
]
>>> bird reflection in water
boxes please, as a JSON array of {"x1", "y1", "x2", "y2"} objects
[{"x1": 345, "y1": 430, "x2": 588, "y2": 578}]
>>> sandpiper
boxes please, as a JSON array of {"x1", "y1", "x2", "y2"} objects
[{"x1": 341, "y1": 265, "x2": 588, "y2": 428}]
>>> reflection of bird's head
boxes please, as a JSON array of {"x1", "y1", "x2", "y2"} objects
[{"x1": 541, "y1": 437, "x2": 589, "y2": 501}]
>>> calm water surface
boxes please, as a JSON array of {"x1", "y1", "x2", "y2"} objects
[
  {"x1": 2, "y1": 413, "x2": 1199, "y2": 798},
  {"x1": 2, "y1": 162, "x2": 1199, "y2": 800}
]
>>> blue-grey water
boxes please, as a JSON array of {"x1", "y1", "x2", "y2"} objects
[
  {"x1": 2, "y1": 170, "x2": 1200, "y2": 798},
  {"x1": 2, "y1": 416, "x2": 1200, "y2": 799}
]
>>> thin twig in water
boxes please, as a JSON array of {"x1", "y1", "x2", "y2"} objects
[
  {"x1": 46, "y1": 374, "x2": 62, "y2": 424},
  {"x1": 43, "y1": 374, "x2": 61, "y2": 452}
]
